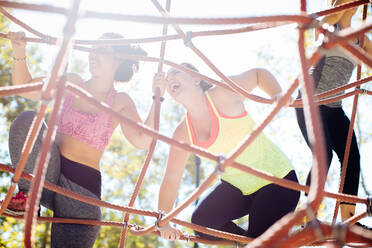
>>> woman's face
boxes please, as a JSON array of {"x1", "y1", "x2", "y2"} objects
[
  {"x1": 166, "y1": 68, "x2": 199, "y2": 101},
  {"x1": 89, "y1": 45, "x2": 120, "y2": 77}
]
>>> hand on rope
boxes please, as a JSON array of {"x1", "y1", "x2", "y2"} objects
[
  {"x1": 8, "y1": 31, "x2": 27, "y2": 59},
  {"x1": 157, "y1": 222, "x2": 183, "y2": 241},
  {"x1": 152, "y1": 72, "x2": 167, "y2": 99}
]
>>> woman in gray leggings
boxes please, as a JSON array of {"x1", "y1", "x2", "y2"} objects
[
  {"x1": 9, "y1": 111, "x2": 102, "y2": 247},
  {"x1": 5, "y1": 31, "x2": 165, "y2": 247}
]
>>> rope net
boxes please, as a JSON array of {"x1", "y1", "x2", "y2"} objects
[{"x1": 0, "y1": 0, "x2": 371, "y2": 247}]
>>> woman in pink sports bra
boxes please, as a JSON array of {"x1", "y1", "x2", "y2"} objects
[{"x1": 4, "y1": 31, "x2": 165, "y2": 247}]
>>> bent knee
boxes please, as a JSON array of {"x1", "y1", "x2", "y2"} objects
[{"x1": 10, "y1": 111, "x2": 38, "y2": 136}]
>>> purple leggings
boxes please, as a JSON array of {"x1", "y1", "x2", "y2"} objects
[{"x1": 191, "y1": 170, "x2": 299, "y2": 239}]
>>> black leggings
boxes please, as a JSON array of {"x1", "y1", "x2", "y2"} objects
[
  {"x1": 191, "y1": 170, "x2": 299, "y2": 239},
  {"x1": 295, "y1": 106, "x2": 360, "y2": 198}
]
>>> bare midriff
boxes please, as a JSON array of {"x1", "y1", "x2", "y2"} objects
[{"x1": 56, "y1": 134, "x2": 103, "y2": 171}]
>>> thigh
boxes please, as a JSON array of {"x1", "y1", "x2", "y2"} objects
[
  {"x1": 325, "y1": 108, "x2": 360, "y2": 196},
  {"x1": 325, "y1": 108, "x2": 359, "y2": 159},
  {"x1": 248, "y1": 171, "x2": 300, "y2": 238},
  {"x1": 9, "y1": 111, "x2": 61, "y2": 210},
  {"x1": 51, "y1": 175, "x2": 101, "y2": 248},
  {"x1": 295, "y1": 108, "x2": 310, "y2": 146},
  {"x1": 296, "y1": 107, "x2": 333, "y2": 161},
  {"x1": 191, "y1": 180, "x2": 253, "y2": 228},
  {"x1": 53, "y1": 174, "x2": 101, "y2": 220}
]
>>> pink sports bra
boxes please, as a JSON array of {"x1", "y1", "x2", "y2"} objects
[{"x1": 57, "y1": 82, "x2": 116, "y2": 151}]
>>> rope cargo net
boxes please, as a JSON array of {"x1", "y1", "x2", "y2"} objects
[{"x1": 0, "y1": 0, "x2": 371, "y2": 247}]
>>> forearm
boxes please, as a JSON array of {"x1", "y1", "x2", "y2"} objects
[
  {"x1": 158, "y1": 178, "x2": 179, "y2": 213},
  {"x1": 158, "y1": 140, "x2": 189, "y2": 215},
  {"x1": 140, "y1": 101, "x2": 162, "y2": 148},
  {"x1": 12, "y1": 49, "x2": 33, "y2": 86},
  {"x1": 144, "y1": 101, "x2": 160, "y2": 131}
]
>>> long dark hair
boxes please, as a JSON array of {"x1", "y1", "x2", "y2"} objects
[
  {"x1": 100, "y1": 32, "x2": 147, "y2": 82},
  {"x1": 180, "y1": 62, "x2": 213, "y2": 92}
]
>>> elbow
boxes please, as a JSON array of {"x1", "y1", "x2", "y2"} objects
[
  {"x1": 12, "y1": 77, "x2": 34, "y2": 86},
  {"x1": 133, "y1": 133, "x2": 153, "y2": 151},
  {"x1": 255, "y1": 68, "x2": 270, "y2": 77},
  {"x1": 255, "y1": 68, "x2": 271, "y2": 85}
]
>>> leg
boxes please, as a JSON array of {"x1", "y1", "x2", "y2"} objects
[
  {"x1": 51, "y1": 175, "x2": 101, "y2": 248},
  {"x1": 295, "y1": 107, "x2": 333, "y2": 187},
  {"x1": 191, "y1": 180, "x2": 253, "y2": 240},
  {"x1": 325, "y1": 107, "x2": 360, "y2": 219},
  {"x1": 8, "y1": 111, "x2": 61, "y2": 210},
  {"x1": 248, "y1": 171, "x2": 300, "y2": 238}
]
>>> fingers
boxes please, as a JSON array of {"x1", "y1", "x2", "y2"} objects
[
  {"x1": 153, "y1": 72, "x2": 166, "y2": 96},
  {"x1": 9, "y1": 31, "x2": 26, "y2": 42},
  {"x1": 153, "y1": 72, "x2": 166, "y2": 84},
  {"x1": 159, "y1": 225, "x2": 181, "y2": 241},
  {"x1": 8, "y1": 31, "x2": 27, "y2": 50}
]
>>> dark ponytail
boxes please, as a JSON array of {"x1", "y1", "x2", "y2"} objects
[
  {"x1": 99, "y1": 32, "x2": 148, "y2": 82},
  {"x1": 180, "y1": 62, "x2": 213, "y2": 92}
]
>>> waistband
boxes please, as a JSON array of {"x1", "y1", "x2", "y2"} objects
[{"x1": 60, "y1": 155, "x2": 102, "y2": 198}]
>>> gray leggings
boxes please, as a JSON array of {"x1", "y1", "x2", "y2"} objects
[{"x1": 9, "y1": 111, "x2": 101, "y2": 248}]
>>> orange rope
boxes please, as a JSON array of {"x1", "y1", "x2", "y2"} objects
[{"x1": 0, "y1": 0, "x2": 371, "y2": 247}]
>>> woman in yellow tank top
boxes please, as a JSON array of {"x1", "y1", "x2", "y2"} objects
[{"x1": 155, "y1": 63, "x2": 300, "y2": 241}]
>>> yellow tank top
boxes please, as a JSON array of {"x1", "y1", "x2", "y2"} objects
[{"x1": 185, "y1": 93, "x2": 293, "y2": 195}]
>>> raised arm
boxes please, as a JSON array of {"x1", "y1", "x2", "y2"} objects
[
  {"x1": 320, "y1": 0, "x2": 371, "y2": 57},
  {"x1": 218, "y1": 68, "x2": 283, "y2": 103},
  {"x1": 9, "y1": 31, "x2": 43, "y2": 100},
  {"x1": 320, "y1": 0, "x2": 357, "y2": 27},
  {"x1": 118, "y1": 73, "x2": 167, "y2": 150},
  {"x1": 158, "y1": 122, "x2": 190, "y2": 240}
]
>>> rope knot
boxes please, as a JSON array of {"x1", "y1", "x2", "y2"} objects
[
  {"x1": 367, "y1": 196, "x2": 372, "y2": 217},
  {"x1": 10, "y1": 176, "x2": 18, "y2": 187},
  {"x1": 184, "y1": 31, "x2": 193, "y2": 47},
  {"x1": 155, "y1": 210, "x2": 165, "y2": 231},
  {"x1": 40, "y1": 95, "x2": 53, "y2": 105},
  {"x1": 332, "y1": 223, "x2": 348, "y2": 245},
  {"x1": 305, "y1": 205, "x2": 324, "y2": 240},
  {"x1": 44, "y1": 35, "x2": 54, "y2": 45},
  {"x1": 215, "y1": 155, "x2": 226, "y2": 176},
  {"x1": 360, "y1": 88, "x2": 367, "y2": 95}
]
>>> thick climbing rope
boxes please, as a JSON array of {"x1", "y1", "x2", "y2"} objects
[{"x1": 0, "y1": 0, "x2": 371, "y2": 247}]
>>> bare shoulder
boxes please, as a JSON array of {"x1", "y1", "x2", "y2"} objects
[
  {"x1": 211, "y1": 70, "x2": 257, "y2": 100},
  {"x1": 114, "y1": 92, "x2": 135, "y2": 111},
  {"x1": 208, "y1": 81, "x2": 241, "y2": 105},
  {"x1": 173, "y1": 119, "x2": 189, "y2": 144}
]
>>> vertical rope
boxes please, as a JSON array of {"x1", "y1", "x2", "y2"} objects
[
  {"x1": 23, "y1": 0, "x2": 81, "y2": 246},
  {"x1": 117, "y1": 1, "x2": 171, "y2": 247},
  {"x1": 332, "y1": 3, "x2": 368, "y2": 224}
]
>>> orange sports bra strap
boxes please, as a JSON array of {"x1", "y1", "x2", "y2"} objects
[
  {"x1": 205, "y1": 92, "x2": 221, "y2": 118},
  {"x1": 185, "y1": 113, "x2": 194, "y2": 144}
]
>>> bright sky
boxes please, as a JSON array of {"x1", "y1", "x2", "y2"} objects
[{"x1": 8, "y1": 0, "x2": 372, "y2": 236}]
